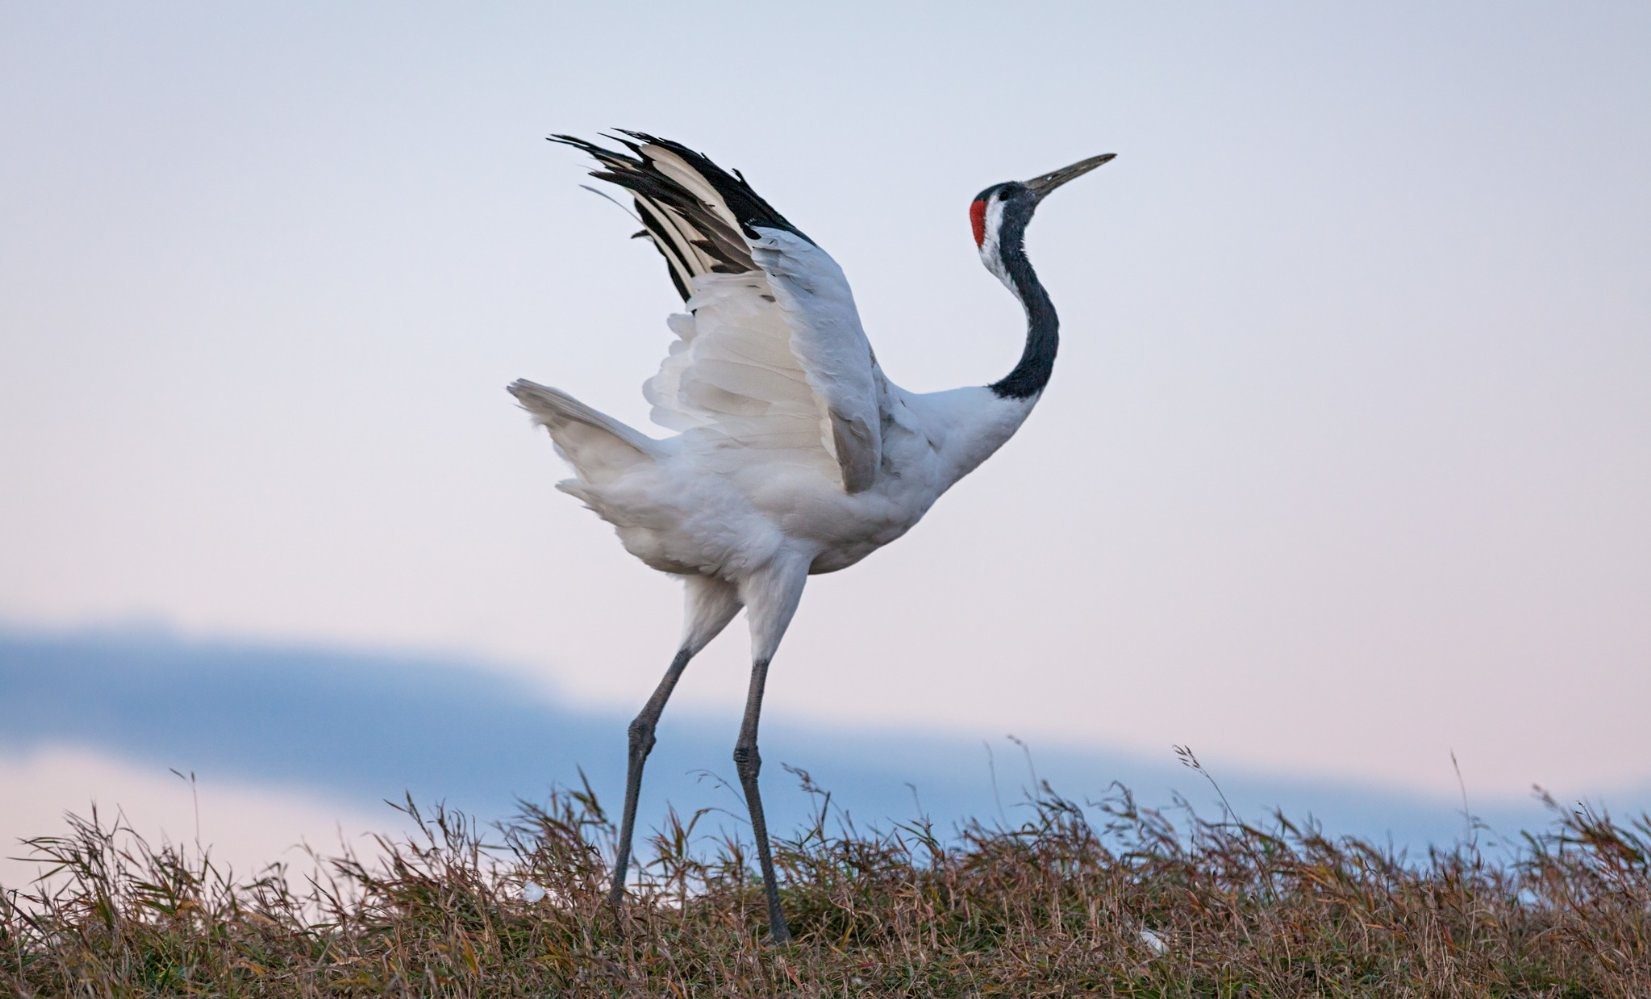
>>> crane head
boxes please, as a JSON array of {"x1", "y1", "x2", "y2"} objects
[{"x1": 970, "y1": 152, "x2": 1115, "y2": 277}]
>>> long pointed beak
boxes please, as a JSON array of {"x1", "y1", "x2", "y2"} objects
[{"x1": 1024, "y1": 152, "x2": 1116, "y2": 201}]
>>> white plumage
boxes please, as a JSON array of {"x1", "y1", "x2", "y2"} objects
[{"x1": 510, "y1": 132, "x2": 1112, "y2": 943}]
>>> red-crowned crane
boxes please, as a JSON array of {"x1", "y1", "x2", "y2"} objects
[{"x1": 510, "y1": 132, "x2": 1113, "y2": 942}]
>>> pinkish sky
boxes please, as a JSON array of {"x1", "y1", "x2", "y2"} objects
[{"x1": 2, "y1": 2, "x2": 1648, "y2": 866}]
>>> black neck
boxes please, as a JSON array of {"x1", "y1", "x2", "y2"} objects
[{"x1": 987, "y1": 214, "x2": 1058, "y2": 400}]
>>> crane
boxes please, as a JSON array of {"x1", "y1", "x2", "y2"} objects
[{"x1": 510, "y1": 131, "x2": 1113, "y2": 943}]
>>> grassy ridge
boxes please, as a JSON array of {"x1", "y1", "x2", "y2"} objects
[{"x1": 4, "y1": 765, "x2": 1650, "y2": 997}]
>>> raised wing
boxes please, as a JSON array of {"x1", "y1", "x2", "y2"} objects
[{"x1": 550, "y1": 131, "x2": 883, "y2": 493}]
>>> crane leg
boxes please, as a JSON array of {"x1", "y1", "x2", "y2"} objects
[
  {"x1": 733, "y1": 557, "x2": 807, "y2": 944},
  {"x1": 610, "y1": 646, "x2": 690, "y2": 909},
  {"x1": 734, "y1": 657, "x2": 790, "y2": 943},
  {"x1": 609, "y1": 575, "x2": 741, "y2": 909}
]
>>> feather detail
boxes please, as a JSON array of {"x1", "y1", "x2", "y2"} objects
[{"x1": 555, "y1": 132, "x2": 885, "y2": 494}]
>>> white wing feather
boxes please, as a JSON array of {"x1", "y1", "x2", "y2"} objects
[
  {"x1": 748, "y1": 228, "x2": 882, "y2": 492},
  {"x1": 644, "y1": 232, "x2": 883, "y2": 493},
  {"x1": 555, "y1": 133, "x2": 886, "y2": 493}
]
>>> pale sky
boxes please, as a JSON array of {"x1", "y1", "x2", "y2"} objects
[{"x1": 3, "y1": 0, "x2": 1649, "y2": 846}]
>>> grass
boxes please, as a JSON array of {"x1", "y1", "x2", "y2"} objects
[{"x1": 4, "y1": 759, "x2": 1650, "y2": 997}]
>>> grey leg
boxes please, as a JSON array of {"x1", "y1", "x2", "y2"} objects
[
  {"x1": 733, "y1": 656, "x2": 791, "y2": 943},
  {"x1": 609, "y1": 646, "x2": 692, "y2": 908},
  {"x1": 731, "y1": 558, "x2": 807, "y2": 943},
  {"x1": 609, "y1": 576, "x2": 742, "y2": 908}
]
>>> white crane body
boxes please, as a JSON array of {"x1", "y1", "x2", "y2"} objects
[{"x1": 513, "y1": 382, "x2": 1030, "y2": 579}]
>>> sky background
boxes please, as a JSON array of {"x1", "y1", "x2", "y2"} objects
[{"x1": 3, "y1": 2, "x2": 1649, "y2": 883}]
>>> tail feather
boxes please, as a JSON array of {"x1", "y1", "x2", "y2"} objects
[{"x1": 508, "y1": 379, "x2": 659, "y2": 484}]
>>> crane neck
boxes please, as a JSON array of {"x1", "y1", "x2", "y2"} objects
[{"x1": 987, "y1": 220, "x2": 1058, "y2": 401}]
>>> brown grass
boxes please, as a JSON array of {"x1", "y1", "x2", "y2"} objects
[{"x1": 4, "y1": 762, "x2": 1650, "y2": 997}]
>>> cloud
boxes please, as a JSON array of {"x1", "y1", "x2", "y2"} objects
[
  {"x1": 5, "y1": 624, "x2": 1621, "y2": 865},
  {"x1": 0, "y1": 743, "x2": 384, "y2": 892}
]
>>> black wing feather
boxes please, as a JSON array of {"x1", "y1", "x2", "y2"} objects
[{"x1": 548, "y1": 131, "x2": 812, "y2": 303}]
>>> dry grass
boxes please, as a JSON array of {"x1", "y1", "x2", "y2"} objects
[{"x1": 4, "y1": 760, "x2": 1650, "y2": 997}]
